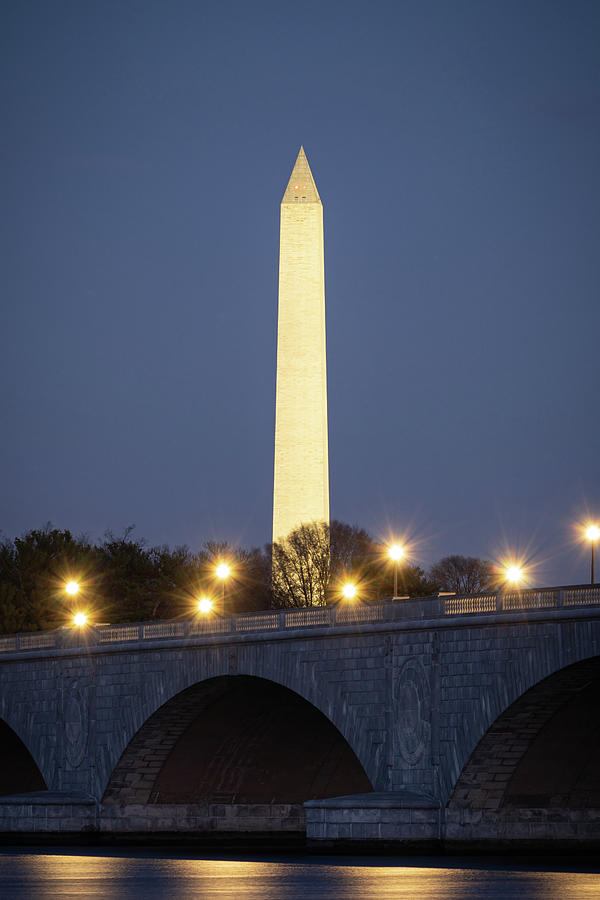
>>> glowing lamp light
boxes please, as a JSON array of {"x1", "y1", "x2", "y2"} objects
[
  {"x1": 342, "y1": 583, "x2": 357, "y2": 600},
  {"x1": 216, "y1": 563, "x2": 231, "y2": 580},
  {"x1": 586, "y1": 524, "x2": 599, "y2": 584},
  {"x1": 197, "y1": 597, "x2": 213, "y2": 614},
  {"x1": 73, "y1": 612, "x2": 87, "y2": 627},
  {"x1": 388, "y1": 543, "x2": 405, "y2": 598},
  {"x1": 505, "y1": 566, "x2": 523, "y2": 586},
  {"x1": 65, "y1": 581, "x2": 79, "y2": 596}
]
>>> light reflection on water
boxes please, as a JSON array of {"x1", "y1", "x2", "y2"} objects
[{"x1": 0, "y1": 850, "x2": 598, "y2": 900}]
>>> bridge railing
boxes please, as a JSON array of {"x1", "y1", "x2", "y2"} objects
[
  {"x1": 443, "y1": 584, "x2": 600, "y2": 615},
  {"x1": 0, "y1": 584, "x2": 598, "y2": 654}
]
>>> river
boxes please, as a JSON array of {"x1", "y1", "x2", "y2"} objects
[{"x1": 0, "y1": 848, "x2": 598, "y2": 899}]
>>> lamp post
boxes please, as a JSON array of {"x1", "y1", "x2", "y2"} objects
[
  {"x1": 65, "y1": 581, "x2": 79, "y2": 597},
  {"x1": 388, "y1": 544, "x2": 404, "y2": 599},
  {"x1": 586, "y1": 525, "x2": 600, "y2": 584},
  {"x1": 215, "y1": 562, "x2": 231, "y2": 613}
]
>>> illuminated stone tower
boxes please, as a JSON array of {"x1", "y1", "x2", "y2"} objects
[{"x1": 272, "y1": 147, "x2": 329, "y2": 543}]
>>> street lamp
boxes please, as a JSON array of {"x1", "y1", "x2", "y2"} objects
[
  {"x1": 504, "y1": 565, "x2": 524, "y2": 587},
  {"x1": 215, "y1": 562, "x2": 231, "y2": 612},
  {"x1": 342, "y1": 582, "x2": 357, "y2": 601},
  {"x1": 73, "y1": 611, "x2": 87, "y2": 627},
  {"x1": 197, "y1": 596, "x2": 213, "y2": 614},
  {"x1": 65, "y1": 581, "x2": 79, "y2": 596},
  {"x1": 585, "y1": 525, "x2": 600, "y2": 584},
  {"x1": 388, "y1": 544, "x2": 405, "y2": 599}
]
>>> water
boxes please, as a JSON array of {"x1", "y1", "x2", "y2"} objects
[{"x1": 0, "y1": 849, "x2": 598, "y2": 899}]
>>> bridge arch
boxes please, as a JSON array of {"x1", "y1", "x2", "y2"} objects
[
  {"x1": 0, "y1": 718, "x2": 47, "y2": 795},
  {"x1": 103, "y1": 674, "x2": 373, "y2": 805},
  {"x1": 448, "y1": 655, "x2": 600, "y2": 812}
]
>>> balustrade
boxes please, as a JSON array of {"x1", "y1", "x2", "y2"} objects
[{"x1": 0, "y1": 584, "x2": 597, "y2": 655}]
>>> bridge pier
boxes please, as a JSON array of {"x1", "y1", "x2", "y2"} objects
[
  {"x1": 2, "y1": 791, "x2": 598, "y2": 851},
  {"x1": 0, "y1": 793, "x2": 305, "y2": 842},
  {"x1": 305, "y1": 792, "x2": 441, "y2": 851},
  {"x1": 305, "y1": 793, "x2": 600, "y2": 852}
]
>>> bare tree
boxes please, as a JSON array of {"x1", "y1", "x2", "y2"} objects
[
  {"x1": 271, "y1": 520, "x2": 436, "y2": 607},
  {"x1": 271, "y1": 522, "x2": 330, "y2": 608},
  {"x1": 429, "y1": 555, "x2": 493, "y2": 595}
]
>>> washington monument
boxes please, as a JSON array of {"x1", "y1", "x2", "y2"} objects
[{"x1": 272, "y1": 148, "x2": 329, "y2": 543}]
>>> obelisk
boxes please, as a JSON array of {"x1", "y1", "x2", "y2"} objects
[{"x1": 272, "y1": 147, "x2": 329, "y2": 543}]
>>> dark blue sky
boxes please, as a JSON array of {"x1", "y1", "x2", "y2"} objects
[{"x1": 2, "y1": 1, "x2": 599, "y2": 585}]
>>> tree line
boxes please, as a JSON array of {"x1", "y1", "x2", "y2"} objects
[{"x1": 0, "y1": 521, "x2": 495, "y2": 635}]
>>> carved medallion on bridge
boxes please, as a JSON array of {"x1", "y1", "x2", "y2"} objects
[
  {"x1": 396, "y1": 657, "x2": 430, "y2": 766},
  {"x1": 63, "y1": 680, "x2": 89, "y2": 768}
]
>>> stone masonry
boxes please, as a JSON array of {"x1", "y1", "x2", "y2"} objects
[{"x1": 0, "y1": 586, "x2": 598, "y2": 847}]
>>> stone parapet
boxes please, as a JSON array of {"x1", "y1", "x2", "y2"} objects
[{"x1": 0, "y1": 584, "x2": 598, "y2": 664}]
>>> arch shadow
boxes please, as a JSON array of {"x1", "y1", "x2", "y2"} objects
[
  {"x1": 103, "y1": 675, "x2": 373, "y2": 805},
  {"x1": 449, "y1": 655, "x2": 600, "y2": 811},
  {"x1": 0, "y1": 719, "x2": 47, "y2": 795}
]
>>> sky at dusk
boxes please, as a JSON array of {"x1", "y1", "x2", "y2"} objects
[{"x1": 2, "y1": 1, "x2": 599, "y2": 586}]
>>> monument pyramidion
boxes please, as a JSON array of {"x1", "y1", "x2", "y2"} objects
[{"x1": 272, "y1": 147, "x2": 329, "y2": 544}]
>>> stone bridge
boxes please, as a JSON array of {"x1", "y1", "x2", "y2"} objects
[{"x1": 0, "y1": 583, "x2": 599, "y2": 849}]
